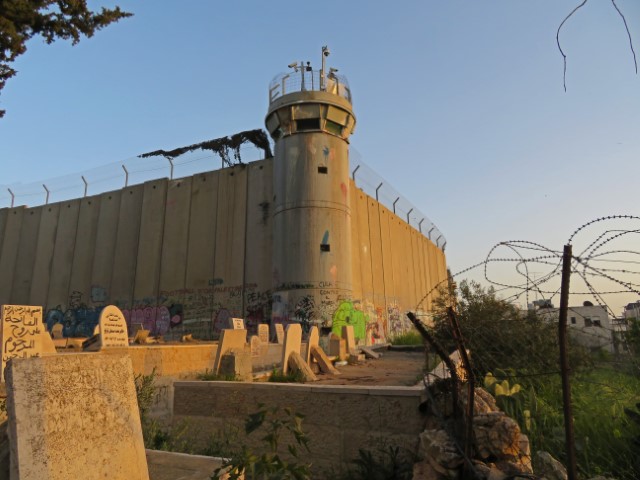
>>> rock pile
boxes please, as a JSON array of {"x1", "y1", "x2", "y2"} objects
[{"x1": 412, "y1": 385, "x2": 560, "y2": 480}]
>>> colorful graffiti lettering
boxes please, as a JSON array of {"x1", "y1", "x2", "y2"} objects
[{"x1": 331, "y1": 301, "x2": 370, "y2": 340}]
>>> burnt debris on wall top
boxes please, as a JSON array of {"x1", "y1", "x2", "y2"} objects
[{"x1": 138, "y1": 129, "x2": 273, "y2": 168}]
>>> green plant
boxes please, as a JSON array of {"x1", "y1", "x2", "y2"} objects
[
  {"x1": 197, "y1": 369, "x2": 240, "y2": 381},
  {"x1": 211, "y1": 404, "x2": 311, "y2": 480},
  {"x1": 343, "y1": 445, "x2": 415, "y2": 480},
  {"x1": 268, "y1": 368, "x2": 306, "y2": 384},
  {"x1": 135, "y1": 368, "x2": 158, "y2": 426},
  {"x1": 388, "y1": 329, "x2": 424, "y2": 346},
  {"x1": 201, "y1": 423, "x2": 241, "y2": 459}
]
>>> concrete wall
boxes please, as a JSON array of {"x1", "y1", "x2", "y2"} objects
[
  {"x1": 0, "y1": 157, "x2": 446, "y2": 343},
  {"x1": 172, "y1": 381, "x2": 425, "y2": 474}
]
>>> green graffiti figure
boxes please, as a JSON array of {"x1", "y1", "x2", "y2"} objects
[{"x1": 331, "y1": 301, "x2": 369, "y2": 340}]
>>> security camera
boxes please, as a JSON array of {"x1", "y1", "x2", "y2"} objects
[
  {"x1": 288, "y1": 62, "x2": 298, "y2": 69},
  {"x1": 329, "y1": 67, "x2": 339, "y2": 73},
  {"x1": 322, "y1": 46, "x2": 330, "y2": 57}
]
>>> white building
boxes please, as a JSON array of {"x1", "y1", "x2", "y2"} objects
[{"x1": 535, "y1": 304, "x2": 614, "y2": 353}]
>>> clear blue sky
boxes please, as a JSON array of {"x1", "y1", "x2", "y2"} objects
[{"x1": 1, "y1": 1, "x2": 639, "y2": 313}]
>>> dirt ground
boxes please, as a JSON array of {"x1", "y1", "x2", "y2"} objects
[{"x1": 312, "y1": 348, "x2": 427, "y2": 386}]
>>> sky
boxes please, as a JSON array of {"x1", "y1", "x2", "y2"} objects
[{"x1": 1, "y1": 1, "x2": 639, "y2": 313}]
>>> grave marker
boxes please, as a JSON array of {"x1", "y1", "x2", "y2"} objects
[
  {"x1": 5, "y1": 353, "x2": 149, "y2": 480},
  {"x1": 212, "y1": 329, "x2": 248, "y2": 374},
  {"x1": 342, "y1": 325, "x2": 356, "y2": 354},
  {"x1": 281, "y1": 324, "x2": 302, "y2": 374},
  {"x1": 250, "y1": 335, "x2": 261, "y2": 357},
  {"x1": 258, "y1": 323, "x2": 269, "y2": 344},
  {"x1": 98, "y1": 305, "x2": 129, "y2": 349},
  {"x1": 275, "y1": 323, "x2": 284, "y2": 344},
  {"x1": 306, "y1": 326, "x2": 319, "y2": 364},
  {"x1": 230, "y1": 318, "x2": 245, "y2": 330},
  {"x1": 1, "y1": 305, "x2": 46, "y2": 382}
]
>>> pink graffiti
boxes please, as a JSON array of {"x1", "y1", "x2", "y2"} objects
[{"x1": 122, "y1": 306, "x2": 179, "y2": 336}]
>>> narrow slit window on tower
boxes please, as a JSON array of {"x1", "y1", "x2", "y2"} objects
[
  {"x1": 325, "y1": 119, "x2": 343, "y2": 136},
  {"x1": 296, "y1": 118, "x2": 321, "y2": 131},
  {"x1": 320, "y1": 244, "x2": 330, "y2": 252},
  {"x1": 318, "y1": 166, "x2": 328, "y2": 174}
]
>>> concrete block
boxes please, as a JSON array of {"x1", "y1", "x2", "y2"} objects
[
  {"x1": 5, "y1": 353, "x2": 149, "y2": 480},
  {"x1": 348, "y1": 353, "x2": 365, "y2": 364},
  {"x1": 213, "y1": 329, "x2": 248, "y2": 374},
  {"x1": 219, "y1": 351, "x2": 253, "y2": 382},
  {"x1": 287, "y1": 351, "x2": 317, "y2": 382},
  {"x1": 280, "y1": 324, "x2": 302, "y2": 374},
  {"x1": 134, "y1": 329, "x2": 150, "y2": 344},
  {"x1": 310, "y1": 345, "x2": 339, "y2": 375}
]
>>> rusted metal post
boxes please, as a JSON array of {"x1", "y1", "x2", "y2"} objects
[
  {"x1": 447, "y1": 307, "x2": 475, "y2": 466},
  {"x1": 558, "y1": 244, "x2": 577, "y2": 480}
]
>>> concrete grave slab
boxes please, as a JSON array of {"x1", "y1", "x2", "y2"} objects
[
  {"x1": 306, "y1": 326, "x2": 319, "y2": 364},
  {"x1": 360, "y1": 346, "x2": 381, "y2": 359},
  {"x1": 280, "y1": 323, "x2": 302, "y2": 374},
  {"x1": 1, "y1": 305, "x2": 46, "y2": 382},
  {"x1": 134, "y1": 329, "x2": 150, "y2": 345},
  {"x1": 274, "y1": 323, "x2": 284, "y2": 344},
  {"x1": 249, "y1": 335, "x2": 261, "y2": 357},
  {"x1": 310, "y1": 345, "x2": 339, "y2": 375},
  {"x1": 51, "y1": 323, "x2": 63, "y2": 340},
  {"x1": 287, "y1": 351, "x2": 317, "y2": 382},
  {"x1": 5, "y1": 353, "x2": 149, "y2": 480},
  {"x1": 212, "y1": 329, "x2": 248, "y2": 374},
  {"x1": 98, "y1": 305, "x2": 129, "y2": 349},
  {"x1": 342, "y1": 325, "x2": 356, "y2": 355},
  {"x1": 258, "y1": 324, "x2": 269, "y2": 344},
  {"x1": 329, "y1": 333, "x2": 346, "y2": 360}
]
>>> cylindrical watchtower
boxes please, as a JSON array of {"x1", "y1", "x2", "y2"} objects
[{"x1": 265, "y1": 48, "x2": 356, "y2": 330}]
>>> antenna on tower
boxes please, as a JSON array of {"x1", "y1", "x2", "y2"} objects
[{"x1": 320, "y1": 46, "x2": 330, "y2": 91}]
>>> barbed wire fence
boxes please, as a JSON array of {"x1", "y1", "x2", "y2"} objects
[{"x1": 409, "y1": 215, "x2": 640, "y2": 480}]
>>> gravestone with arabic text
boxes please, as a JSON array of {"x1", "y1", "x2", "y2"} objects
[
  {"x1": 98, "y1": 306, "x2": 129, "y2": 349},
  {"x1": 1, "y1": 305, "x2": 46, "y2": 382}
]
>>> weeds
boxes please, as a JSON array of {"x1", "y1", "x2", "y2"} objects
[
  {"x1": 268, "y1": 368, "x2": 306, "y2": 383},
  {"x1": 388, "y1": 329, "x2": 423, "y2": 346},
  {"x1": 197, "y1": 369, "x2": 240, "y2": 381},
  {"x1": 212, "y1": 404, "x2": 311, "y2": 480}
]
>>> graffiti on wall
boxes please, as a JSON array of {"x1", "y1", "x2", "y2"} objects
[{"x1": 331, "y1": 301, "x2": 370, "y2": 340}]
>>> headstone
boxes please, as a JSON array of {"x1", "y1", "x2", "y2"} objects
[
  {"x1": 51, "y1": 323, "x2": 64, "y2": 340},
  {"x1": 275, "y1": 323, "x2": 284, "y2": 344},
  {"x1": 93, "y1": 324, "x2": 100, "y2": 337},
  {"x1": 5, "y1": 353, "x2": 149, "y2": 480},
  {"x1": 287, "y1": 351, "x2": 317, "y2": 382},
  {"x1": 342, "y1": 325, "x2": 356, "y2": 354},
  {"x1": 98, "y1": 305, "x2": 129, "y2": 349},
  {"x1": 281, "y1": 324, "x2": 302, "y2": 374},
  {"x1": 130, "y1": 322, "x2": 144, "y2": 338},
  {"x1": 310, "y1": 345, "x2": 340, "y2": 375},
  {"x1": 329, "y1": 333, "x2": 346, "y2": 360},
  {"x1": 249, "y1": 335, "x2": 261, "y2": 357},
  {"x1": 133, "y1": 329, "x2": 150, "y2": 345},
  {"x1": 212, "y1": 329, "x2": 248, "y2": 374},
  {"x1": 258, "y1": 324, "x2": 270, "y2": 344},
  {"x1": 361, "y1": 346, "x2": 381, "y2": 359},
  {"x1": 306, "y1": 326, "x2": 319, "y2": 364},
  {"x1": 39, "y1": 331, "x2": 57, "y2": 355},
  {"x1": 1, "y1": 305, "x2": 46, "y2": 382},
  {"x1": 230, "y1": 318, "x2": 245, "y2": 330},
  {"x1": 219, "y1": 351, "x2": 252, "y2": 381}
]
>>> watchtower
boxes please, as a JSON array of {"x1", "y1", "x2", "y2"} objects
[{"x1": 265, "y1": 47, "x2": 356, "y2": 328}]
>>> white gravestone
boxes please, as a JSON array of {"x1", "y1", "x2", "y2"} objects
[
  {"x1": 98, "y1": 305, "x2": 129, "y2": 349},
  {"x1": 230, "y1": 317, "x2": 245, "y2": 330}
]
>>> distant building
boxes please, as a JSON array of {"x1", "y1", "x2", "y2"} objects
[{"x1": 534, "y1": 303, "x2": 613, "y2": 353}]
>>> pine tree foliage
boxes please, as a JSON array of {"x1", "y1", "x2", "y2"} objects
[{"x1": 0, "y1": 0, "x2": 132, "y2": 117}]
